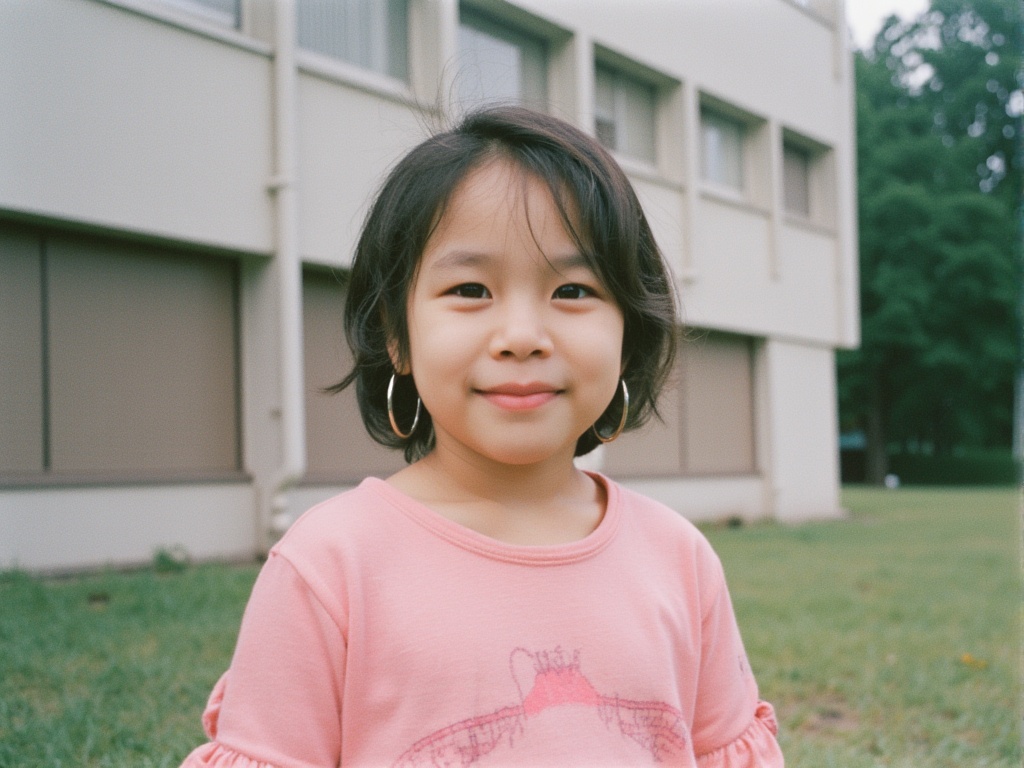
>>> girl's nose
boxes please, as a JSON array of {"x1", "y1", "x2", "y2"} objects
[{"x1": 490, "y1": 300, "x2": 553, "y2": 359}]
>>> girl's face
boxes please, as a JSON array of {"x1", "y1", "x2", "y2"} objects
[{"x1": 401, "y1": 159, "x2": 624, "y2": 470}]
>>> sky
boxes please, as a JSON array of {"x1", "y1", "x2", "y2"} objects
[{"x1": 846, "y1": 0, "x2": 930, "y2": 49}]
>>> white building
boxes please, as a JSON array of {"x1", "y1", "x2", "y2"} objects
[{"x1": 0, "y1": 0, "x2": 859, "y2": 572}]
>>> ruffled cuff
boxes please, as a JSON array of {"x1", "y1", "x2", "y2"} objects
[
  {"x1": 201, "y1": 671, "x2": 229, "y2": 739},
  {"x1": 179, "y1": 672, "x2": 278, "y2": 768},
  {"x1": 696, "y1": 701, "x2": 784, "y2": 768},
  {"x1": 180, "y1": 742, "x2": 278, "y2": 768}
]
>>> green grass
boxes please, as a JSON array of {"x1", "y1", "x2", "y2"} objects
[
  {"x1": 705, "y1": 486, "x2": 1020, "y2": 767},
  {"x1": 0, "y1": 486, "x2": 1018, "y2": 766},
  {"x1": 0, "y1": 564, "x2": 259, "y2": 767}
]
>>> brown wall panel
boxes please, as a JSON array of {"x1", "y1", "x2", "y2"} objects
[
  {"x1": 303, "y1": 270, "x2": 404, "y2": 482},
  {"x1": 0, "y1": 228, "x2": 45, "y2": 474},
  {"x1": 602, "y1": 356, "x2": 683, "y2": 477},
  {"x1": 604, "y1": 332, "x2": 756, "y2": 479},
  {"x1": 682, "y1": 333, "x2": 756, "y2": 475},
  {"x1": 46, "y1": 236, "x2": 239, "y2": 475}
]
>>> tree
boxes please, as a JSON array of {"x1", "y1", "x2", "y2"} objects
[{"x1": 838, "y1": 0, "x2": 1022, "y2": 482}]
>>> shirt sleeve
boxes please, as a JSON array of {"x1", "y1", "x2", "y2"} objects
[
  {"x1": 690, "y1": 544, "x2": 784, "y2": 767},
  {"x1": 180, "y1": 552, "x2": 346, "y2": 768},
  {"x1": 695, "y1": 701, "x2": 782, "y2": 768}
]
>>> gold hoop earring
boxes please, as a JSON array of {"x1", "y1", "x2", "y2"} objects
[
  {"x1": 593, "y1": 380, "x2": 629, "y2": 444},
  {"x1": 387, "y1": 373, "x2": 421, "y2": 439}
]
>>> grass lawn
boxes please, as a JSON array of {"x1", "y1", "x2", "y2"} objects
[
  {"x1": 0, "y1": 561, "x2": 259, "y2": 767},
  {"x1": 0, "y1": 486, "x2": 1018, "y2": 767},
  {"x1": 705, "y1": 486, "x2": 1020, "y2": 767}
]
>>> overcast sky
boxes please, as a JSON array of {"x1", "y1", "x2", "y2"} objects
[{"x1": 846, "y1": 0, "x2": 930, "y2": 49}]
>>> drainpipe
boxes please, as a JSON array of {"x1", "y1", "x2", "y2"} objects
[{"x1": 265, "y1": 0, "x2": 306, "y2": 540}]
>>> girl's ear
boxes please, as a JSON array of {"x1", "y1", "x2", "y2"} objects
[
  {"x1": 387, "y1": 338, "x2": 411, "y2": 375},
  {"x1": 382, "y1": 304, "x2": 411, "y2": 375}
]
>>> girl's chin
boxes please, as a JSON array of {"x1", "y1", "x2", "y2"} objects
[{"x1": 438, "y1": 437, "x2": 583, "y2": 469}]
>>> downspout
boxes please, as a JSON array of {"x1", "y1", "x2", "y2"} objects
[{"x1": 266, "y1": 0, "x2": 306, "y2": 539}]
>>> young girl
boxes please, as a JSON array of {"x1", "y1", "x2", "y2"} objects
[{"x1": 181, "y1": 106, "x2": 783, "y2": 767}]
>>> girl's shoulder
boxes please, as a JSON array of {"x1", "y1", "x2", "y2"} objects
[
  {"x1": 270, "y1": 477, "x2": 398, "y2": 561},
  {"x1": 611, "y1": 478, "x2": 707, "y2": 539},
  {"x1": 606, "y1": 476, "x2": 725, "y2": 571}
]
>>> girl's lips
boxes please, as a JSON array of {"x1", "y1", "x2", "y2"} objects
[
  {"x1": 478, "y1": 385, "x2": 560, "y2": 411},
  {"x1": 482, "y1": 392, "x2": 557, "y2": 411}
]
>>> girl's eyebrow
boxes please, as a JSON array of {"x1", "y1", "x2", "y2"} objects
[
  {"x1": 427, "y1": 250, "x2": 590, "y2": 272},
  {"x1": 547, "y1": 252, "x2": 591, "y2": 271},
  {"x1": 426, "y1": 250, "x2": 490, "y2": 271}
]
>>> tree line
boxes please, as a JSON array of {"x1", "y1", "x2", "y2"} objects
[{"x1": 839, "y1": 0, "x2": 1022, "y2": 482}]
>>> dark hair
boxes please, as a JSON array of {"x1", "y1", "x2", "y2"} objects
[{"x1": 332, "y1": 105, "x2": 677, "y2": 462}]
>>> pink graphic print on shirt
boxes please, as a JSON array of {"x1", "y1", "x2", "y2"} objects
[{"x1": 393, "y1": 648, "x2": 690, "y2": 766}]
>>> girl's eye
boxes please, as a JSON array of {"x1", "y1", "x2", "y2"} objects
[
  {"x1": 553, "y1": 284, "x2": 592, "y2": 300},
  {"x1": 449, "y1": 283, "x2": 490, "y2": 299}
]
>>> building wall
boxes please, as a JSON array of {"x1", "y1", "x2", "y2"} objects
[
  {"x1": 0, "y1": 0, "x2": 857, "y2": 571},
  {"x1": 758, "y1": 339, "x2": 843, "y2": 522},
  {"x1": 0, "y1": 0, "x2": 276, "y2": 252}
]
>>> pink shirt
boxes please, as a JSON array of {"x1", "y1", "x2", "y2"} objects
[{"x1": 182, "y1": 474, "x2": 783, "y2": 767}]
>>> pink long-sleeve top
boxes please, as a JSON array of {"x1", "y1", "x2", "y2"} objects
[{"x1": 181, "y1": 473, "x2": 783, "y2": 767}]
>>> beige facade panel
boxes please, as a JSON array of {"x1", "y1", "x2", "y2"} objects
[
  {"x1": 759, "y1": 339, "x2": 842, "y2": 521},
  {"x1": 297, "y1": 75, "x2": 428, "y2": 267},
  {"x1": 0, "y1": 483, "x2": 257, "y2": 572},
  {"x1": 686, "y1": 196, "x2": 843, "y2": 343},
  {"x1": 0, "y1": 228, "x2": 45, "y2": 475},
  {"x1": 0, "y1": 0, "x2": 275, "y2": 252},
  {"x1": 687, "y1": 197, "x2": 772, "y2": 328},
  {"x1": 632, "y1": 178, "x2": 686, "y2": 282},
  {"x1": 775, "y1": 224, "x2": 842, "y2": 336}
]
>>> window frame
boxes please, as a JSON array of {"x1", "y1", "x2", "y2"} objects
[
  {"x1": 296, "y1": 0, "x2": 410, "y2": 84},
  {"x1": 782, "y1": 140, "x2": 812, "y2": 218},
  {"x1": 781, "y1": 128, "x2": 836, "y2": 229},
  {"x1": 593, "y1": 61, "x2": 659, "y2": 167},
  {"x1": 158, "y1": 0, "x2": 239, "y2": 27},
  {"x1": 698, "y1": 95, "x2": 769, "y2": 209},
  {"x1": 455, "y1": 5, "x2": 550, "y2": 112},
  {"x1": 699, "y1": 108, "x2": 746, "y2": 195}
]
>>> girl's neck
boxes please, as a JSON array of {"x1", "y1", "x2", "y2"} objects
[{"x1": 387, "y1": 447, "x2": 605, "y2": 546}]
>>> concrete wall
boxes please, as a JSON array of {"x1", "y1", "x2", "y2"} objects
[
  {"x1": 0, "y1": 0, "x2": 276, "y2": 252},
  {"x1": 758, "y1": 339, "x2": 844, "y2": 521},
  {"x1": 0, "y1": 483, "x2": 256, "y2": 572}
]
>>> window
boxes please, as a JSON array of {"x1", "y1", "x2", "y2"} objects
[
  {"x1": 298, "y1": 0, "x2": 409, "y2": 81},
  {"x1": 303, "y1": 270, "x2": 404, "y2": 482},
  {"x1": 783, "y1": 142, "x2": 812, "y2": 217},
  {"x1": 700, "y1": 109, "x2": 745, "y2": 192},
  {"x1": 782, "y1": 130, "x2": 835, "y2": 226},
  {"x1": 0, "y1": 227, "x2": 241, "y2": 482},
  {"x1": 456, "y1": 8, "x2": 547, "y2": 110},
  {"x1": 594, "y1": 63, "x2": 657, "y2": 165},
  {"x1": 159, "y1": 0, "x2": 239, "y2": 26}
]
